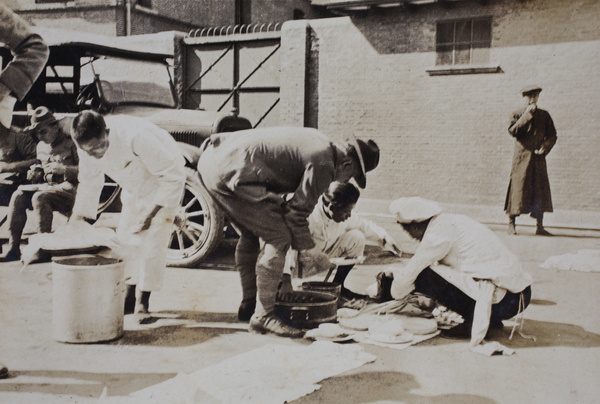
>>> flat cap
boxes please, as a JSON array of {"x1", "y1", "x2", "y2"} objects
[{"x1": 521, "y1": 85, "x2": 542, "y2": 96}]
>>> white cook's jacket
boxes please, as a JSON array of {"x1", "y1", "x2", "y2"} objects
[
  {"x1": 388, "y1": 213, "x2": 533, "y2": 347},
  {"x1": 72, "y1": 115, "x2": 185, "y2": 219},
  {"x1": 72, "y1": 115, "x2": 185, "y2": 291},
  {"x1": 309, "y1": 197, "x2": 388, "y2": 255}
]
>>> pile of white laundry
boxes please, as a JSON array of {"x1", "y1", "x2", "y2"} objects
[{"x1": 540, "y1": 249, "x2": 600, "y2": 273}]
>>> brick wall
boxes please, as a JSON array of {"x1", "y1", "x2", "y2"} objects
[
  {"x1": 22, "y1": 8, "x2": 119, "y2": 36},
  {"x1": 149, "y1": 0, "x2": 235, "y2": 27},
  {"x1": 280, "y1": 0, "x2": 600, "y2": 218},
  {"x1": 247, "y1": 0, "x2": 332, "y2": 23}
]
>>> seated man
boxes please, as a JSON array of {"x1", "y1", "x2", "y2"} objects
[
  {"x1": 1, "y1": 107, "x2": 78, "y2": 262},
  {"x1": 293, "y1": 181, "x2": 401, "y2": 294},
  {"x1": 368, "y1": 197, "x2": 533, "y2": 348},
  {"x1": 239, "y1": 181, "x2": 402, "y2": 321},
  {"x1": 0, "y1": 125, "x2": 37, "y2": 207}
]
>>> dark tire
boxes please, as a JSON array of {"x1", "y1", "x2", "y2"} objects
[
  {"x1": 166, "y1": 167, "x2": 224, "y2": 267},
  {"x1": 97, "y1": 176, "x2": 121, "y2": 214}
]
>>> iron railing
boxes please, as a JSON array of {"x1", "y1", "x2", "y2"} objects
[{"x1": 188, "y1": 23, "x2": 282, "y2": 38}]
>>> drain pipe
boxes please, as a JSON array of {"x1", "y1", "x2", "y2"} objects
[{"x1": 125, "y1": 0, "x2": 133, "y2": 36}]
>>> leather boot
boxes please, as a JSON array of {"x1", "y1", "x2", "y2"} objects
[
  {"x1": 134, "y1": 291, "x2": 152, "y2": 324},
  {"x1": 124, "y1": 285, "x2": 136, "y2": 314},
  {"x1": 249, "y1": 314, "x2": 304, "y2": 338},
  {"x1": 0, "y1": 363, "x2": 8, "y2": 380},
  {"x1": 238, "y1": 299, "x2": 256, "y2": 322},
  {"x1": 535, "y1": 216, "x2": 552, "y2": 236},
  {"x1": 332, "y1": 264, "x2": 354, "y2": 285}
]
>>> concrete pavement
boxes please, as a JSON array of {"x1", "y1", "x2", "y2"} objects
[{"x1": 1, "y1": 219, "x2": 600, "y2": 403}]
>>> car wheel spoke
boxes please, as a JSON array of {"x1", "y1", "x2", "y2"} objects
[
  {"x1": 184, "y1": 196, "x2": 199, "y2": 211},
  {"x1": 182, "y1": 228, "x2": 199, "y2": 243},
  {"x1": 176, "y1": 231, "x2": 186, "y2": 251},
  {"x1": 186, "y1": 210, "x2": 208, "y2": 219},
  {"x1": 187, "y1": 221, "x2": 206, "y2": 234}
]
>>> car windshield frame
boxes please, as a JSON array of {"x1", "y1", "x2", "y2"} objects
[{"x1": 85, "y1": 54, "x2": 177, "y2": 109}]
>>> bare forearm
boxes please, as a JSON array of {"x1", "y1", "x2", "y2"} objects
[{"x1": 0, "y1": 158, "x2": 36, "y2": 174}]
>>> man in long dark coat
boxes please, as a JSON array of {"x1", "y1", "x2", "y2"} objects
[{"x1": 505, "y1": 85, "x2": 557, "y2": 236}]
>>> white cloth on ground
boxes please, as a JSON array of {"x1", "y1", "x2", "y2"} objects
[
  {"x1": 127, "y1": 342, "x2": 376, "y2": 404},
  {"x1": 540, "y1": 249, "x2": 600, "y2": 272}
]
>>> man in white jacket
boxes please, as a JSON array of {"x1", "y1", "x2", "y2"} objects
[
  {"x1": 370, "y1": 197, "x2": 533, "y2": 348},
  {"x1": 69, "y1": 111, "x2": 185, "y2": 324},
  {"x1": 294, "y1": 182, "x2": 401, "y2": 294},
  {"x1": 240, "y1": 181, "x2": 402, "y2": 320}
]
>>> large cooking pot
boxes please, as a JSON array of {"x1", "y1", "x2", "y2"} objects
[
  {"x1": 275, "y1": 290, "x2": 338, "y2": 329},
  {"x1": 302, "y1": 281, "x2": 341, "y2": 298}
]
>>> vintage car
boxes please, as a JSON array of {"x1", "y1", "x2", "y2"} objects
[{"x1": 1, "y1": 28, "x2": 251, "y2": 266}]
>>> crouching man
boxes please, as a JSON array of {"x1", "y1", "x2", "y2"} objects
[
  {"x1": 369, "y1": 197, "x2": 532, "y2": 348},
  {"x1": 283, "y1": 181, "x2": 402, "y2": 302},
  {"x1": 69, "y1": 111, "x2": 185, "y2": 324}
]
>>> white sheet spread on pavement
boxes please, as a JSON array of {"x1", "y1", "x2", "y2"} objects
[
  {"x1": 470, "y1": 341, "x2": 515, "y2": 356},
  {"x1": 117, "y1": 342, "x2": 376, "y2": 404},
  {"x1": 352, "y1": 330, "x2": 439, "y2": 349},
  {"x1": 21, "y1": 221, "x2": 142, "y2": 267},
  {"x1": 540, "y1": 249, "x2": 600, "y2": 272}
]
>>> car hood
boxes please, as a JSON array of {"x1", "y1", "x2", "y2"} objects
[{"x1": 109, "y1": 106, "x2": 230, "y2": 134}]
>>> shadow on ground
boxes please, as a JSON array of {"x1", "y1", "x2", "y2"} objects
[
  {"x1": 489, "y1": 319, "x2": 600, "y2": 349},
  {"x1": 0, "y1": 369, "x2": 176, "y2": 397},
  {"x1": 291, "y1": 371, "x2": 497, "y2": 404},
  {"x1": 114, "y1": 311, "x2": 243, "y2": 347}
]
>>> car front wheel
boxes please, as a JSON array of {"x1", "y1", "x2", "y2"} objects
[{"x1": 166, "y1": 167, "x2": 224, "y2": 267}]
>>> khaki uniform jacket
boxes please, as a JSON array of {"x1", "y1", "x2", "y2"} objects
[
  {"x1": 199, "y1": 127, "x2": 339, "y2": 250},
  {"x1": 0, "y1": 3, "x2": 49, "y2": 101}
]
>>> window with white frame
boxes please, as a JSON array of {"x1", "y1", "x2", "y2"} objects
[{"x1": 436, "y1": 18, "x2": 492, "y2": 66}]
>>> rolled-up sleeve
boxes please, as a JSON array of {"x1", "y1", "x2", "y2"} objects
[
  {"x1": 72, "y1": 153, "x2": 105, "y2": 220},
  {"x1": 285, "y1": 161, "x2": 335, "y2": 251},
  {"x1": 131, "y1": 131, "x2": 185, "y2": 208}
]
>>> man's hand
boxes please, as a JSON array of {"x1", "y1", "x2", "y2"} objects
[
  {"x1": 534, "y1": 147, "x2": 546, "y2": 156},
  {"x1": 526, "y1": 103, "x2": 537, "y2": 115},
  {"x1": 298, "y1": 250, "x2": 331, "y2": 274},
  {"x1": 44, "y1": 161, "x2": 67, "y2": 175},
  {"x1": 132, "y1": 205, "x2": 163, "y2": 234},
  {"x1": 380, "y1": 233, "x2": 402, "y2": 257},
  {"x1": 276, "y1": 273, "x2": 294, "y2": 301},
  {"x1": 26, "y1": 165, "x2": 44, "y2": 183}
]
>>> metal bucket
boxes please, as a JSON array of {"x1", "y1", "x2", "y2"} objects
[
  {"x1": 52, "y1": 255, "x2": 126, "y2": 343},
  {"x1": 275, "y1": 290, "x2": 338, "y2": 329},
  {"x1": 301, "y1": 281, "x2": 341, "y2": 298}
]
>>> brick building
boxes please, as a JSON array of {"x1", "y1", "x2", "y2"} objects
[
  {"x1": 7, "y1": 0, "x2": 599, "y2": 228},
  {"x1": 277, "y1": 0, "x2": 600, "y2": 228},
  {"x1": 9, "y1": 0, "x2": 330, "y2": 37}
]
